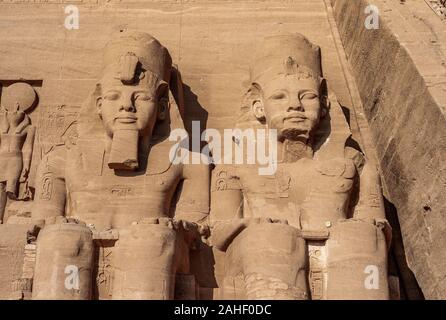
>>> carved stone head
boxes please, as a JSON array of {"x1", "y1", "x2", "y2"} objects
[
  {"x1": 249, "y1": 34, "x2": 328, "y2": 144},
  {"x1": 94, "y1": 31, "x2": 172, "y2": 169}
]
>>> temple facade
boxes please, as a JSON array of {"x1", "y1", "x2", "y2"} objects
[{"x1": 0, "y1": 0, "x2": 444, "y2": 300}]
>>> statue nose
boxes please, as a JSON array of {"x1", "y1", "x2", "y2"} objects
[
  {"x1": 288, "y1": 98, "x2": 304, "y2": 112},
  {"x1": 120, "y1": 103, "x2": 136, "y2": 112}
]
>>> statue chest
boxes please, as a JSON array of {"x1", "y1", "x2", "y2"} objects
[
  {"x1": 236, "y1": 162, "x2": 310, "y2": 227},
  {"x1": 0, "y1": 132, "x2": 27, "y2": 152},
  {"x1": 238, "y1": 160, "x2": 315, "y2": 202},
  {"x1": 63, "y1": 148, "x2": 184, "y2": 229},
  {"x1": 65, "y1": 164, "x2": 183, "y2": 199},
  {"x1": 64, "y1": 144, "x2": 183, "y2": 198},
  {"x1": 237, "y1": 158, "x2": 357, "y2": 228}
]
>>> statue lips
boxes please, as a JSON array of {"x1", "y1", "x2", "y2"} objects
[
  {"x1": 283, "y1": 112, "x2": 307, "y2": 124},
  {"x1": 114, "y1": 114, "x2": 138, "y2": 124}
]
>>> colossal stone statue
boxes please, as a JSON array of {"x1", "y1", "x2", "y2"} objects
[
  {"x1": 211, "y1": 34, "x2": 392, "y2": 300},
  {"x1": 0, "y1": 31, "x2": 394, "y2": 301},
  {"x1": 31, "y1": 31, "x2": 210, "y2": 300}
]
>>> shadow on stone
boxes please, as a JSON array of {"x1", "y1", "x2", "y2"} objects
[{"x1": 385, "y1": 197, "x2": 425, "y2": 300}]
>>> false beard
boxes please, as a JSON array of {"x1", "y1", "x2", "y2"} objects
[
  {"x1": 281, "y1": 138, "x2": 313, "y2": 163},
  {"x1": 108, "y1": 129, "x2": 139, "y2": 170}
]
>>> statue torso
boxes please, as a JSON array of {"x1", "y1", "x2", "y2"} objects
[
  {"x1": 63, "y1": 141, "x2": 184, "y2": 230},
  {"x1": 236, "y1": 156, "x2": 358, "y2": 231},
  {"x1": 0, "y1": 132, "x2": 27, "y2": 154}
]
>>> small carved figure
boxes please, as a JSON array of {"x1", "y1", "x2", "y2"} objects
[{"x1": 0, "y1": 82, "x2": 36, "y2": 222}]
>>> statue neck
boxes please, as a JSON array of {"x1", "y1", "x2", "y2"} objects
[{"x1": 278, "y1": 139, "x2": 313, "y2": 163}]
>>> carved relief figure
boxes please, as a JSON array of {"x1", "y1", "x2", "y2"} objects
[
  {"x1": 31, "y1": 31, "x2": 210, "y2": 300},
  {"x1": 0, "y1": 82, "x2": 36, "y2": 222},
  {"x1": 211, "y1": 34, "x2": 391, "y2": 300}
]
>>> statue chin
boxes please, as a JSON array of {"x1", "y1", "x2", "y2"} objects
[{"x1": 279, "y1": 127, "x2": 310, "y2": 143}]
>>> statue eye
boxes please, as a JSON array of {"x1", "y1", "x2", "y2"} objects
[
  {"x1": 134, "y1": 93, "x2": 153, "y2": 101},
  {"x1": 103, "y1": 91, "x2": 120, "y2": 101},
  {"x1": 270, "y1": 92, "x2": 287, "y2": 100},
  {"x1": 300, "y1": 92, "x2": 318, "y2": 100}
]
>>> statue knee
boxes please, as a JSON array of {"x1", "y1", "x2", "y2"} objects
[
  {"x1": 226, "y1": 222, "x2": 308, "y2": 300},
  {"x1": 32, "y1": 221, "x2": 94, "y2": 300},
  {"x1": 112, "y1": 218, "x2": 200, "y2": 300},
  {"x1": 325, "y1": 219, "x2": 389, "y2": 300}
]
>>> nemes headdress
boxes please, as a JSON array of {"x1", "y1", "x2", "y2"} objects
[
  {"x1": 250, "y1": 33, "x2": 323, "y2": 87},
  {"x1": 102, "y1": 31, "x2": 172, "y2": 85},
  {"x1": 79, "y1": 31, "x2": 175, "y2": 137},
  {"x1": 244, "y1": 34, "x2": 352, "y2": 160},
  {"x1": 77, "y1": 31, "x2": 187, "y2": 173}
]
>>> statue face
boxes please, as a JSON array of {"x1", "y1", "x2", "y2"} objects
[
  {"x1": 254, "y1": 74, "x2": 323, "y2": 142},
  {"x1": 97, "y1": 78, "x2": 161, "y2": 138}
]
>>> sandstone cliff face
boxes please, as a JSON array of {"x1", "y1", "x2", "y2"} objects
[{"x1": 332, "y1": 0, "x2": 446, "y2": 299}]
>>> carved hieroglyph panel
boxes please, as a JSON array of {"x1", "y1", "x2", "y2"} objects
[{"x1": 37, "y1": 105, "x2": 79, "y2": 156}]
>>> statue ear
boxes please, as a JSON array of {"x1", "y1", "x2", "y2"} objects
[
  {"x1": 250, "y1": 83, "x2": 265, "y2": 122},
  {"x1": 319, "y1": 78, "x2": 329, "y2": 118},
  {"x1": 252, "y1": 100, "x2": 265, "y2": 121},
  {"x1": 95, "y1": 83, "x2": 102, "y2": 117},
  {"x1": 157, "y1": 82, "x2": 169, "y2": 121},
  {"x1": 96, "y1": 97, "x2": 103, "y2": 117},
  {"x1": 158, "y1": 97, "x2": 168, "y2": 121}
]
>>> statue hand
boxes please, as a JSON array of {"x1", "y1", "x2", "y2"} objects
[{"x1": 375, "y1": 218, "x2": 392, "y2": 250}]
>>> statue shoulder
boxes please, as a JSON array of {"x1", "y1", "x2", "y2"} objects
[{"x1": 345, "y1": 144, "x2": 366, "y2": 174}]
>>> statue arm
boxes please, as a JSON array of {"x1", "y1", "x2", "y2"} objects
[
  {"x1": 0, "y1": 113, "x2": 9, "y2": 134},
  {"x1": 20, "y1": 125, "x2": 35, "y2": 182},
  {"x1": 32, "y1": 147, "x2": 67, "y2": 224},
  {"x1": 353, "y1": 161, "x2": 385, "y2": 220},
  {"x1": 353, "y1": 161, "x2": 392, "y2": 245},
  {"x1": 209, "y1": 165, "x2": 247, "y2": 251},
  {"x1": 211, "y1": 189, "x2": 246, "y2": 251},
  {"x1": 175, "y1": 159, "x2": 210, "y2": 224},
  {"x1": 14, "y1": 113, "x2": 31, "y2": 134}
]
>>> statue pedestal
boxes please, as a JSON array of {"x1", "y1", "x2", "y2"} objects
[{"x1": 0, "y1": 224, "x2": 37, "y2": 300}]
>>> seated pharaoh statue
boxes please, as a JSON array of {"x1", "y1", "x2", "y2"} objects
[
  {"x1": 211, "y1": 34, "x2": 392, "y2": 300},
  {"x1": 31, "y1": 31, "x2": 210, "y2": 300}
]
